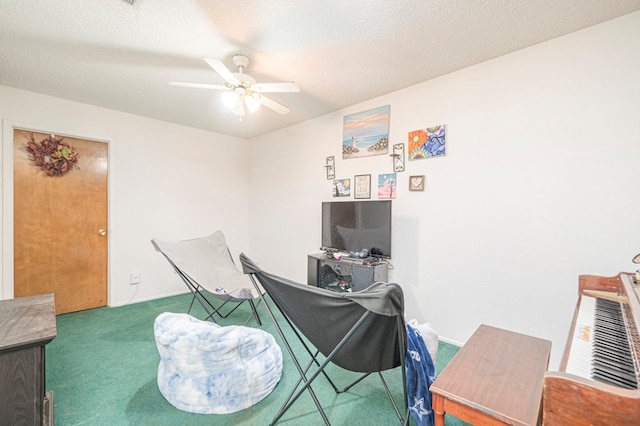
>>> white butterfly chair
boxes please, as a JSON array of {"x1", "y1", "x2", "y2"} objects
[{"x1": 151, "y1": 231, "x2": 262, "y2": 325}]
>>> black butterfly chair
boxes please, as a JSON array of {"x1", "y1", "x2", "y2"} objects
[
  {"x1": 240, "y1": 253, "x2": 408, "y2": 425},
  {"x1": 151, "y1": 232, "x2": 261, "y2": 325}
]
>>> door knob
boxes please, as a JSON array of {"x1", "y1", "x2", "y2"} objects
[{"x1": 98, "y1": 229, "x2": 106, "y2": 236}]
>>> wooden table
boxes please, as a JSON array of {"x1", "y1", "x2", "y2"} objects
[{"x1": 431, "y1": 324, "x2": 551, "y2": 426}]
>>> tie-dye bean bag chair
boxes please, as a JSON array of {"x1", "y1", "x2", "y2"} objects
[{"x1": 153, "y1": 312, "x2": 282, "y2": 414}]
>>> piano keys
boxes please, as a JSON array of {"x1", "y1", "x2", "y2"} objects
[
  {"x1": 543, "y1": 273, "x2": 640, "y2": 425},
  {"x1": 564, "y1": 295, "x2": 639, "y2": 389}
]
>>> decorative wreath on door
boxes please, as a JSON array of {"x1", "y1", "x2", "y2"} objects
[{"x1": 25, "y1": 134, "x2": 79, "y2": 177}]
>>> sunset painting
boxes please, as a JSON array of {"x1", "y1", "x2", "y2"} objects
[{"x1": 343, "y1": 105, "x2": 390, "y2": 159}]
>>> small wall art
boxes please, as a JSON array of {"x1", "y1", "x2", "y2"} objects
[
  {"x1": 377, "y1": 173, "x2": 397, "y2": 199},
  {"x1": 409, "y1": 175, "x2": 425, "y2": 191},
  {"x1": 408, "y1": 124, "x2": 446, "y2": 160},
  {"x1": 343, "y1": 105, "x2": 390, "y2": 159},
  {"x1": 332, "y1": 178, "x2": 351, "y2": 197},
  {"x1": 354, "y1": 174, "x2": 371, "y2": 199},
  {"x1": 325, "y1": 156, "x2": 335, "y2": 180}
]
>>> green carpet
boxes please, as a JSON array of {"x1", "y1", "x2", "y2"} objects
[{"x1": 46, "y1": 292, "x2": 468, "y2": 425}]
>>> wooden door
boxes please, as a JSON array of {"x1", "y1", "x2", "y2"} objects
[{"x1": 13, "y1": 129, "x2": 108, "y2": 314}]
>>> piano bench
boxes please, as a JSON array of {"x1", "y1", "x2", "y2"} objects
[{"x1": 430, "y1": 324, "x2": 552, "y2": 426}]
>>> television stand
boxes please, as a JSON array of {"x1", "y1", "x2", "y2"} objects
[{"x1": 307, "y1": 252, "x2": 389, "y2": 292}]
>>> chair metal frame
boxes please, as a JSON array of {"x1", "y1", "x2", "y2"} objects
[
  {"x1": 152, "y1": 235, "x2": 261, "y2": 326},
  {"x1": 162, "y1": 249, "x2": 261, "y2": 326},
  {"x1": 241, "y1": 253, "x2": 408, "y2": 425}
]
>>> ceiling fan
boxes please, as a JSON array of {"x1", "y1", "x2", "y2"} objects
[{"x1": 169, "y1": 54, "x2": 300, "y2": 117}]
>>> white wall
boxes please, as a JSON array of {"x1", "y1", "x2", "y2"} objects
[
  {"x1": 1, "y1": 86, "x2": 250, "y2": 307},
  {"x1": 1, "y1": 11, "x2": 638, "y2": 369},
  {"x1": 248, "y1": 12, "x2": 640, "y2": 368}
]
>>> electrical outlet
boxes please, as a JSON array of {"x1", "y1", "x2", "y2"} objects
[{"x1": 129, "y1": 271, "x2": 141, "y2": 285}]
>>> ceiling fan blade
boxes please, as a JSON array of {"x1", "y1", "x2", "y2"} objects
[
  {"x1": 252, "y1": 82, "x2": 300, "y2": 93},
  {"x1": 203, "y1": 57, "x2": 240, "y2": 86},
  {"x1": 260, "y1": 95, "x2": 291, "y2": 115},
  {"x1": 169, "y1": 82, "x2": 228, "y2": 90}
]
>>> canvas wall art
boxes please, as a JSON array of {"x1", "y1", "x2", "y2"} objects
[
  {"x1": 333, "y1": 178, "x2": 351, "y2": 197},
  {"x1": 377, "y1": 173, "x2": 396, "y2": 199},
  {"x1": 343, "y1": 105, "x2": 390, "y2": 159},
  {"x1": 408, "y1": 124, "x2": 446, "y2": 160}
]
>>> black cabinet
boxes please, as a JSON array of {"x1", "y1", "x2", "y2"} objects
[{"x1": 307, "y1": 253, "x2": 389, "y2": 292}]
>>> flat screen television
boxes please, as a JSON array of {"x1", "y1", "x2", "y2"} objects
[{"x1": 321, "y1": 200, "x2": 392, "y2": 258}]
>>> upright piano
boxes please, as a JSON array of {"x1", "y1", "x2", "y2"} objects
[{"x1": 543, "y1": 273, "x2": 640, "y2": 424}]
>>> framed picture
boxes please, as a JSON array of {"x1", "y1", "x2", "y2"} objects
[
  {"x1": 332, "y1": 178, "x2": 351, "y2": 197},
  {"x1": 354, "y1": 174, "x2": 371, "y2": 199},
  {"x1": 409, "y1": 175, "x2": 425, "y2": 191}
]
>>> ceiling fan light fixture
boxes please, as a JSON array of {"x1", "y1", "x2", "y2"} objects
[
  {"x1": 245, "y1": 94, "x2": 261, "y2": 113},
  {"x1": 232, "y1": 101, "x2": 245, "y2": 117},
  {"x1": 172, "y1": 55, "x2": 297, "y2": 117},
  {"x1": 221, "y1": 90, "x2": 239, "y2": 108}
]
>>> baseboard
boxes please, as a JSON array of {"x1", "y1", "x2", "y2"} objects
[
  {"x1": 109, "y1": 289, "x2": 190, "y2": 308},
  {"x1": 438, "y1": 336, "x2": 463, "y2": 347}
]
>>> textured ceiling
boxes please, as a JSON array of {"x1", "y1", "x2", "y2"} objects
[{"x1": 1, "y1": 0, "x2": 639, "y2": 139}]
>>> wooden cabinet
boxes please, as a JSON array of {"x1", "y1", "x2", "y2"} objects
[{"x1": 0, "y1": 293, "x2": 56, "y2": 426}]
